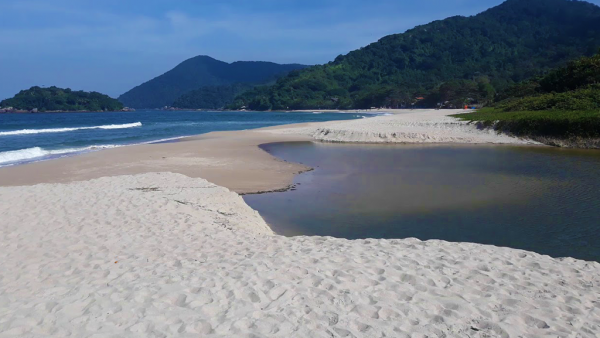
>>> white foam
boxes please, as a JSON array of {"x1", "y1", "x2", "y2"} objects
[
  {"x1": 0, "y1": 145, "x2": 121, "y2": 166},
  {"x1": 0, "y1": 122, "x2": 142, "y2": 136},
  {"x1": 145, "y1": 136, "x2": 189, "y2": 144},
  {"x1": 0, "y1": 135, "x2": 191, "y2": 167},
  {"x1": 0, "y1": 147, "x2": 47, "y2": 164}
]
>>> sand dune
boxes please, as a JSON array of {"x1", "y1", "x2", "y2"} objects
[
  {"x1": 266, "y1": 109, "x2": 539, "y2": 145},
  {"x1": 1, "y1": 173, "x2": 599, "y2": 337}
]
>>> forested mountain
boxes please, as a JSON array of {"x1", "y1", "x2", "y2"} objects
[
  {"x1": 456, "y1": 52, "x2": 600, "y2": 146},
  {"x1": 118, "y1": 56, "x2": 307, "y2": 108},
  {"x1": 0, "y1": 86, "x2": 123, "y2": 112},
  {"x1": 172, "y1": 83, "x2": 255, "y2": 110},
  {"x1": 231, "y1": 0, "x2": 600, "y2": 110},
  {"x1": 493, "y1": 51, "x2": 600, "y2": 111}
]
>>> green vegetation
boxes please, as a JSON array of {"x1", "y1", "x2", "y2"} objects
[
  {"x1": 492, "y1": 52, "x2": 600, "y2": 112},
  {"x1": 455, "y1": 108, "x2": 600, "y2": 139},
  {"x1": 494, "y1": 86, "x2": 600, "y2": 112},
  {"x1": 118, "y1": 56, "x2": 307, "y2": 109},
  {"x1": 0, "y1": 86, "x2": 123, "y2": 112},
  {"x1": 455, "y1": 53, "x2": 600, "y2": 146},
  {"x1": 172, "y1": 83, "x2": 255, "y2": 110},
  {"x1": 230, "y1": 0, "x2": 600, "y2": 110}
]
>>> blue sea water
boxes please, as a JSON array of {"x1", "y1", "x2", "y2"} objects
[{"x1": 0, "y1": 110, "x2": 369, "y2": 166}]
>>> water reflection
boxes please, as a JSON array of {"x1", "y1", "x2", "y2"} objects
[{"x1": 244, "y1": 142, "x2": 600, "y2": 262}]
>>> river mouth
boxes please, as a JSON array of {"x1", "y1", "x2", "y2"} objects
[{"x1": 243, "y1": 142, "x2": 600, "y2": 262}]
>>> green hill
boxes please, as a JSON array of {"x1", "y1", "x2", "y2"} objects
[
  {"x1": 492, "y1": 52, "x2": 600, "y2": 112},
  {"x1": 118, "y1": 56, "x2": 307, "y2": 109},
  {"x1": 231, "y1": 0, "x2": 600, "y2": 110},
  {"x1": 0, "y1": 86, "x2": 123, "y2": 112},
  {"x1": 455, "y1": 52, "x2": 600, "y2": 147},
  {"x1": 172, "y1": 83, "x2": 255, "y2": 110}
]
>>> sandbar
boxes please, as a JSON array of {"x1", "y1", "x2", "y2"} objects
[{"x1": 1, "y1": 110, "x2": 598, "y2": 337}]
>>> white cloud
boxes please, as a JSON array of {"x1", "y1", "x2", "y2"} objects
[{"x1": 0, "y1": 1, "x2": 439, "y2": 58}]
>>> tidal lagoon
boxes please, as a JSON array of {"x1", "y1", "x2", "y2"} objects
[{"x1": 245, "y1": 142, "x2": 600, "y2": 262}]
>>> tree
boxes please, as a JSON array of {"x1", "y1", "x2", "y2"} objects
[
  {"x1": 230, "y1": 0, "x2": 600, "y2": 110},
  {"x1": 0, "y1": 86, "x2": 123, "y2": 112}
]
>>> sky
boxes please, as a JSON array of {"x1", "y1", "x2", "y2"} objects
[{"x1": 1, "y1": 0, "x2": 599, "y2": 100}]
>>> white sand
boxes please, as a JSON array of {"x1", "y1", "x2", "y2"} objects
[
  {"x1": 265, "y1": 109, "x2": 539, "y2": 145},
  {"x1": 1, "y1": 173, "x2": 599, "y2": 337}
]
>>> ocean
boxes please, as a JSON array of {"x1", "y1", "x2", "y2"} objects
[{"x1": 0, "y1": 110, "x2": 369, "y2": 167}]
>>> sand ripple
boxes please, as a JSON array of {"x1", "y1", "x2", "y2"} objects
[{"x1": 0, "y1": 173, "x2": 599, "y2": 337}]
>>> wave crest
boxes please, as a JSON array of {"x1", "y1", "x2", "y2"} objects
[
  {"x1": 0, "y1": 122, "x2": 142, "y2": 136},
  {"x1": 0, "y1": 145, "x2": 121, "y2": 165}
]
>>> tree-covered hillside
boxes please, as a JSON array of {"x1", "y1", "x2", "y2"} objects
[
  {"x1": 456, "y1": 52, "x2": 600, "y2": 147},
  {"x1": 231, "y1": 0, "x2": 600, "y2": 110},
  {"x1": 0, "y1": 86, "x2": 123, "y2": 112},
  {"x1": 490, "y1": 51, "x2": 600, "y2": 111},
  {"x1": 118, "y1": 56, "x2": 307, "y2": 108},
  {"x1": 172, "y1": 83, "x2": 255, "y2": 110}
]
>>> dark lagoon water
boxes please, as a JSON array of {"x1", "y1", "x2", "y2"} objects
[
  {"x1": 244, "y1": 142, "x2": 600, "y2": 262},
  {"x1": 0, "y1": 110, "x2": 369, "y2": 166}
]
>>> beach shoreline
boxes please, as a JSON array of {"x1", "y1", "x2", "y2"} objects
[
  {"x1": 1, "y1": 176, "x2": 599, "y2": 337},
  {"x1": 2, "y1": 109, "x2": 598, "y2": 337},
  {"x1": 0, "y1": 121, "x2": 316, "y2": 193},
  {"x1": 0, "y1": 109, "x2": 538, "y2": 192}
]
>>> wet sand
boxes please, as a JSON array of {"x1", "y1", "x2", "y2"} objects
[
  {"x1": 0, "y1": 110, "x2": 536, "y2": 193},
  {"x1": 0, "y1": 123, "x2": 315, "y2": 194}
]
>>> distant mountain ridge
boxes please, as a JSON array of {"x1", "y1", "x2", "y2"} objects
[
  {"x1": 118, "y1": 56, "x2": 307, "y2": 108},
  {"x1": 231, "y1": 0, "x2": 600, "y2": 110}
]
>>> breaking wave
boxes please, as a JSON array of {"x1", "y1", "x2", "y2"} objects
[
  {"x1": 0, "y1": 145, "x2": 120, "y2": 166},
  {"x1": 0, "y1": 122, "x2": 142, "y2": 136}
]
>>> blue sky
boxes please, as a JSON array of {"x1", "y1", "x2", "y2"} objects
[{"x1": 1, "y1": 0, "x2": 598, "y2": 100}]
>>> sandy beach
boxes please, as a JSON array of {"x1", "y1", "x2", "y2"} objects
[
  {"x1": 0, "y1": 110, "x2": 536, "y2": 192},
  {"x1": 1, "y1": 110, "x2": 599, "y2": 337}
]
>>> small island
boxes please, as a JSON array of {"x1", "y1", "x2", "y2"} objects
[{"x1": 0, "y1": 86, "x2": 126, "y2": 113}]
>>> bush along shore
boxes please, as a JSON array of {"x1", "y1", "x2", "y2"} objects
[
  {"x1": 455, "y1": 52, "x2": 600, "y2": 148},
  {"x1": 455, "y1": 108, "x2": 600, "y2": 148}
]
